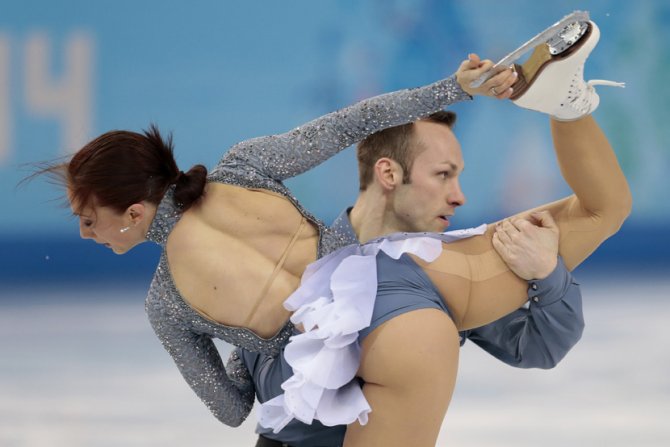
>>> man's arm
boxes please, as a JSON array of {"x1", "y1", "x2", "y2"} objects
[
  {"x1": 461, "y1": 257, "x2": 583, "y2": 368},
  {"x1": 463, "y1": 210, "x2": 584, "y2": 369},
  {"x1": 344, "y1": 309, "x2": 459, "y2": 447}
]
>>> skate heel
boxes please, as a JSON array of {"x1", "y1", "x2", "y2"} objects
[
  {"x1": 511, "y1": 22, "x2": 592, "y2": 100},
  {"x1": 510, "y1": 47, "x2": 552, "y2": 100}
]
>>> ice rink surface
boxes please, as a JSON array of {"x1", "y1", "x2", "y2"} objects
[{"x1": 1, "y1": 273, "x2": 669, "y2": 447}]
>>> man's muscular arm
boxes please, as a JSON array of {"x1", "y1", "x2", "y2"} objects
[{"x1": 462, "y1": 211, "x2": 584, "y2": 368}]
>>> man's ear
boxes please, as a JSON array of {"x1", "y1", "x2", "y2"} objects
[
  {"x1": 373, "y1": 157, "x2": 404, "y2": 191},
  {"x1": 126, "y1": 203, "x2": 147, "y2": 225}
]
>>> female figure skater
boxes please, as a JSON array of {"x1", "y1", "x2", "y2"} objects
[{"x1": 39, "y1": 58, "x2": 514, "y2": 425}]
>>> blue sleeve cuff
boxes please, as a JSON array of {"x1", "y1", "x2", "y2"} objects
[{"x1": 527, "y1": 256, "x2": 576, "y2": 307}]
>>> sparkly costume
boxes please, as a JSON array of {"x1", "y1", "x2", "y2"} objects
[{"x1": 143, "y1": 75, "x2": 471, "y2": 426}]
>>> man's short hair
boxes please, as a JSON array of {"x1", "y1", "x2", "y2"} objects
[{"x1": 356, "y1": 110, "x2": 457, "y2": 191}]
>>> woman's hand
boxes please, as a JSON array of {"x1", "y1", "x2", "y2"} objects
[{"x1": 456, "y1": 53, "x2": 517, "y2": 99}]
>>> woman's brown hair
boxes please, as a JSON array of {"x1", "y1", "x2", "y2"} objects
[{"x1": 36, "y1": 124, "x2": 207, "y2": 213}]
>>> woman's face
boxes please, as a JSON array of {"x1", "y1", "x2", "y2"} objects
[
  {"x1": 68, "y1": 190, "x2": 144, "y2": 255},
  {"x1": 73, "y1": 203, "x2": 138, "y2": 255}
]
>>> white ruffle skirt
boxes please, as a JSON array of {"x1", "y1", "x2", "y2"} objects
[{"x1": 258, "y1": 225, "x2": 487, "y2": 432}]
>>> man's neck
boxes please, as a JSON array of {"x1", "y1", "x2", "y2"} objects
[{"x1": 349, "y1": 190, "x2": 400, "y2": 243}]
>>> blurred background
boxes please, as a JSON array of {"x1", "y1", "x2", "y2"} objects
[{"x1": 1, "y1": 1, "x2": 668, "y2": 446}]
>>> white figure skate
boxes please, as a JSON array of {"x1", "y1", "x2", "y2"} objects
[
  {"x1": 470, "y1": 11, "x2": 592, "y2": 88},
  {"x1": 471, "y1": 11, "x2": 624, "y2": 121}
]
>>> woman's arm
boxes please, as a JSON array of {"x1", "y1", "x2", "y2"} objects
[
  {"x1": 214, "y1": 56, "x2": 515, "y2": 183},
  {"x1": 145, "y1": 303, "x2": 254, "y2": 427},
  {"x1": 214, "y1": 75, "x2": 471, "y2": 182}
]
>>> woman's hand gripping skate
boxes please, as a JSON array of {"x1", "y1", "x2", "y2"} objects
[{"x1": 456, "y1": 53, "x2": 517, "y2": 99}]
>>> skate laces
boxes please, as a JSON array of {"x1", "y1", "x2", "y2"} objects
[
  {"x1": 587, "y1": 79, "x2": 626, "y2": 88},
  {"x1": 561, "y1": 77, "x2": 623, "y2": 120}
]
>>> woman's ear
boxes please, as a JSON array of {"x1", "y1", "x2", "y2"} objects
[{"x1": 127, "y1": 203, "x2": 146, "y2": 225}]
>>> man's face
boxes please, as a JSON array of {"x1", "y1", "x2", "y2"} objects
[{"x1": 390, "y1": 121, "x2": 466, "y2": 233}]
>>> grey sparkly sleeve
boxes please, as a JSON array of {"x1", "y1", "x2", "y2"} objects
[
  {"x1": 146, "y1": 304, "x2": 254, "y2": 427},
  {"x1": 216, "y1": 75, "x2": 471, "y2": 181}
]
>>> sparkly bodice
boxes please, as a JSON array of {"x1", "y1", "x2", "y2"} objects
[
  {"x1": 142, "y1": 75, "x2": 471, "y2": 427},
  {"x1": 145, "y1": 186, "x2": 297, "y2": 358}
]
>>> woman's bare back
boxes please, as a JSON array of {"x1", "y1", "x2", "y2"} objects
[{"x1": 166, "y1": 183, "x2": 319, "y2": 338}]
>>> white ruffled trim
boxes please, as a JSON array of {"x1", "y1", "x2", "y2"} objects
[{"x1": 258, "y1": 225, "x2": 487, "y2": 432}]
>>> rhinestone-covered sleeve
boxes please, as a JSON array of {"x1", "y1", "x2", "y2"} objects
[
  {"x1": 146, "y1": 299, "x2": 254, "y2": 427},
  {"x1": 216, "y1": 75, "x2": 471, "y2": 180}
]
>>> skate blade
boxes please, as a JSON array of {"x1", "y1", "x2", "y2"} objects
[{"x1": 469, "y1": 10, "x2": 590, "y2": 88}]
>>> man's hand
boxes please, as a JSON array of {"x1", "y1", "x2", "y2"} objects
[
  {"x1": 492, "y1": 210, "x2": 559, "y2": 280},
  {"x1": 456, "y1": 53, "x2": 517, "y2": 99}
]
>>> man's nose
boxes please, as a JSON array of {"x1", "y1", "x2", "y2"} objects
[{"x1": 448, "y1": 182, "x2": 466, "y2": 207}]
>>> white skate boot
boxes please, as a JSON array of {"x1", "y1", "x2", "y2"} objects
[{"x1": 510, "y1": 20, "x2": 624, "y2": 120}]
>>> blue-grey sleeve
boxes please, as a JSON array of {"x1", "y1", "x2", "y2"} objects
[
  {"x1": 460, "y1": 256, "x2": 584, "y2": 369},
  {"x1": 215, "y1": 75, "x2": 471, "y2": 181},
  {"x1": 225, "y1": 348, "x2": 255, "y2": 399},
  {"x1": 145, "y1": 300, "x2": 255, "y2": 427}
]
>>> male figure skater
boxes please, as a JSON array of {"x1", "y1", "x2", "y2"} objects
[{"x1": 237, "y1": 18, "x2": 629, "y2": 447}]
